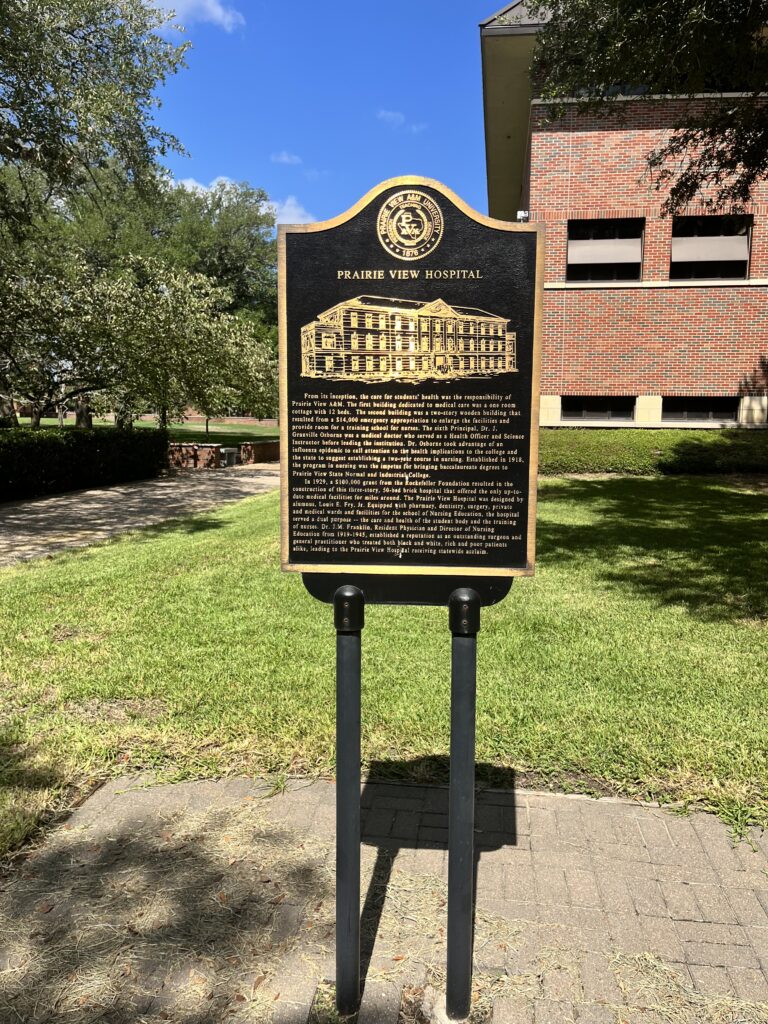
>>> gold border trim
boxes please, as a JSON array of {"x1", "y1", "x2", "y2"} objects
[{"x1": 278, "y1": 175, "x2": 544, "y2": 579}]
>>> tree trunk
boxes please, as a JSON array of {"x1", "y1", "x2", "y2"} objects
[
  {"x1": 158, "y1": 406, "x2": 168, "y2": 429},
  {"x1": 0, "y1": 392, "x2": 18, "y2": 427},
  {"x1": 57, "y1": 404, "x2": 65, "y2": 427},
  {"x1": 29, "y1": 404, "x2": 42, "y2": 429},
  {"x1": 114, "y1": 401, "x2": 133, "y2": 430},
  {"x1": 205, "y1": 417, "x2": 210, "y2": 436},
  {"x1": 75, "y1": 397, "x2": 93, "y2": 429}
]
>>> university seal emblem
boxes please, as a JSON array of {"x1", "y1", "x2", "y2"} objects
[{"x1": 377, "y1": 190, "x2": 444, "y2": 260}]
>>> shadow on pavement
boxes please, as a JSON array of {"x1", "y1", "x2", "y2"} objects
[
  {"x1": 359, "y1": 757, "x2": 518, "y2": 995},
  {"x1": 0, "y1": 790, "x2": 333, "y2": 1023}
]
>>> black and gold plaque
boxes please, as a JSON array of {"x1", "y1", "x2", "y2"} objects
[{"x1": 279, "y1": 176, "x2": 543, "y2": 590}]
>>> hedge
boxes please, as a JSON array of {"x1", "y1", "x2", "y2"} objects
[
  {"x1": 539, "y1": 427, "x2": 768, "y2": 476},
  {"x1": 0, "y1": 427, "x2": 168, "y2": 502}
]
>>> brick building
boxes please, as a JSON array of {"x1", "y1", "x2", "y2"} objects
[
  {"x1": 480, "y1": 1, "x2": 768, "y2": 426},
  {"x1": 301, "y1": 295, "x2": 517, "y2": 382}
]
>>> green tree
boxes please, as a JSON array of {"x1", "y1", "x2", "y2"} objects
[
  {"x1": 0, "y1": 0, "x2": 186, "y2": 236},
  {"x1": 65, "y1": 172, "x2": 278, "y2": 322},
  {"x1": 528, "y1": 0, "x2": 768, "y2": 211}
]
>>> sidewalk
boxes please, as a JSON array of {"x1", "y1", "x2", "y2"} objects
[
  {"x1": 0, "y1": 464, "x2": 279, "y2": 567},
  {"x1": 1, "y1": 775, "x2": 766, "y2": 1023}
]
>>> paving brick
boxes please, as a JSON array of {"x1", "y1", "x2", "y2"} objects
[
  {"x1": 493, "y1": 995, "x2": 534, "y2": 1024},
  {"x1": 746, "y1": 926, "x2": 768, "y2": 956},
  {"x1": 579, "y1": 951, "x2": 623, "y2": 1004},
  {"x1": 727, "y1": 966, "x2": 768, "y2": 1000},
  {"x1": 674, "y1": 921, "x2": 748, "y2": 946},
  {"x1": 542, "y1": 966, "x2": 580, "y2": 1002},
  {"x1": 660, "y1": 881, "x2": 702, "y2": 922},
  {"x1": 417, "y1": 826, "x2": 447, "y2": 845},
  {"x1": 607, "y1": 914, "x2": 648, "y2": 955},
  {"x1": 506, "y1": 864, "x2": 537, "y2": 902},
  {"x1": 683, "y1": 941, "x2": 760, "y2": 969},
  {"x1": 689, "y1": 884, "x2": 739, "y2": 924},
  {"x1": 358, "y1": 980, "x2": 402, "y2": 1024},
  {"x1": 595, "y1": 874, "x2": 635, "y2": 916},
  {"x1": 390, "y1": 811, "x2": 420, "y2": 841},
  {"x1": 529, "y1": 807, "x2": 558, "y2": 835},
  {"x1": 727, "y1": 889, "x2": 768, "y2": 928},
  {"x1": 637, "y1": 817, "x2": 672, "y2": 848},
  {"x1": 564, "y1": 868, "x2": 601, "y2": 908},
  {"x1": 639, "y1": 916, "x2": 684, "y2": 960},
  {"x1": 687, "y1": 964, "x2": 735, "y2": 996},
  {"x1": 591, "y1": 842, "x2": 651, "y2": 866},
  {"x1": 627, "y1": 877, "x2": 668, "y2": 918},
  {"x1": 476, "y1": 803, "x2": 504, "y2": 833},
  {"x1": 362, "y1": 809, "x2": 396, "y2": 837},
  {"x1": 575, "y1": 1007, "x2": 614, "y2": 1024},
  {"x1": 534, "y1": 866, "x2": 570, "y2": 905},
  {"x1": 533, "y1": 999, "x2": 577, "y2": 1023}
]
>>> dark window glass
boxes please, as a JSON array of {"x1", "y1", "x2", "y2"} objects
[
  {"x1": 561, "y1": 396, "x2": 636, "y2": 420},
  {"x1": 670, "y1": 215, "x2": 752, "y2": 280},
  {"x1": 569, "y1": 218, "x2": 645, "y2": 241},
  {"x1": 661, "y1": 397, "x2": 739, "y2": 422},
  {"x1": 567, "y1": 263, "x2": 641, "y2": 282},
  {"x1": 670, "y1": 261, "x2": 748, "y2": 280},
  {"x1": 567, "y1": 218, "x2": 644, "y2": 282},
  {"x1": 672, "y1": 215, "x2": 751, "y2": 238}
]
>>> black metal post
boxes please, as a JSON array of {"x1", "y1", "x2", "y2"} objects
[
  {"x1": 446, "y1": 588, "x2": 480, "y2": 1020},
  {"x1": 334, "y1": 585, "x2": 364, "y2": 1016}
]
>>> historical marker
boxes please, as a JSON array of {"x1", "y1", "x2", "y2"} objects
[
  {"x1": 279, "y1": 176, "x2": 543, "y2": 586},
  {"x1": 279, "y1": 177, "x2": 544, "y2": 1020}
]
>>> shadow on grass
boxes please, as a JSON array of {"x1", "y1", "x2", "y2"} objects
[
  {"x1": 657, "y1": 427, "x2": 768, "y2": 475},
  {"x1": 0, "y1": 724, "x2": 65, "y2": 853},
  {"x1": 359, "y1": 757, "x2": 519, "y2": 996},
  {"x1": 0, "y1": 795, "x2": 332, "y2": 1023},
  {"x1": 538, "y1": 475, "x2": 767, "y2": 623}
]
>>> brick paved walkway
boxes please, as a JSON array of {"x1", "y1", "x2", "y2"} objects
[
  {"x1": 0, "y1": 464, "x2": 279, "y2": 567},
  {"x1": 1, "y1": 776, "x2": 766, "y2": 1023}
]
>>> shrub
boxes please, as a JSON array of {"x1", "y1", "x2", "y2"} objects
[
  {"x1": 539, "y1": 428, "x2": 768, "y2": 476},
  {"x1": 0, "y1": 427, "x2": 168, "y2": 502}
]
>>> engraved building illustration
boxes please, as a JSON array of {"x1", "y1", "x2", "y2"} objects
[{"x1": 301, "y1": 295, "x2": 517, "y2": 382}]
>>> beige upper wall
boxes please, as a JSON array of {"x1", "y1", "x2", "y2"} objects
[{"x1": 481, "y1": 31, "x2": 536, "y2": 221}]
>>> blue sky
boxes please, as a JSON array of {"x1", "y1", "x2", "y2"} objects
[{"x1": 155, "y1": 0, "x2": 500, "y2": 223}]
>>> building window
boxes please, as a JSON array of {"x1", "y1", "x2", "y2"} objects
[
  {"x1": 670, "y1": 216, "x2": 751, "y2": 279},
  {"x1": 350, "y1": 312, "x2": 358, "y2": 327},
  {"x1": 365, "y1": 313, "x2": 373, "y2": 328},
  {"x1": 661, "y1": 397, "x2": 739, "y2": 421},
  {"x1": 561, "y1": 396, "x2": 635, "y2": 421},
  {"x1": 379, "y1": 314, "x2": 386, "y2": 328},
  {"x1": 567, "y1": 219, "x2": 644, "y2": 281}
]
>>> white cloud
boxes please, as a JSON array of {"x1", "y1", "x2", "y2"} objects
[
  {"x1": 177, "y1": 174, "x2": 235, "y2": 193},
  {"x1": 376, "y1": 109, "x2": 428, "y2": 135},
  {"x1": 271, "y1": 151, "x2": 302, "y2": 166},
  {"x1": 156, "y1": 0, "x2": 245, "y2": 32},
  {"x1": 270, "y1": 196, "x2": 315, "y2": 225},
  {"x1": 377, "y1": 109, "x2": 406, "y2": 128}
]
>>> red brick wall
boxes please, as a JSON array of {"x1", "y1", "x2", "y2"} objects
[
  {"x1": 543, "y1": 286, "x2": 768, "y2": 395},
  {"x1": 528, "y1": 99, "x2": 768, "y2": 396}
]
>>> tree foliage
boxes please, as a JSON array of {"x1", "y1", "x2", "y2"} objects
[
  {"x1": 528, "y1": 0, "x2": 768, "y2": 211},
  {"x1": 0, "y1": 0, "x2": 186, "y2": 236}
]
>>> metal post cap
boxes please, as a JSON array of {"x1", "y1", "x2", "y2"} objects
[
  {"x1": 333, "y1": 585, "x2": 365, "y2": 632},
  {"x1": 448, "y1": 588, "x2": 481, "y2": 635}
]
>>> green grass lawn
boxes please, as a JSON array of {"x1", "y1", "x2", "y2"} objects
[
  {"x1": 21, "y1": 417, "x2": 279, "y2": 446},
  {"x1": 1, "y1": 476, "x2": 766, "y2": 854}
]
